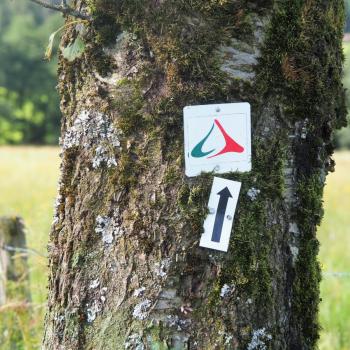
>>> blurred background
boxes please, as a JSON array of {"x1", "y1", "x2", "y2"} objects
[{"x1": 0, "y1": 1, "x2": 349, "y2": 349}]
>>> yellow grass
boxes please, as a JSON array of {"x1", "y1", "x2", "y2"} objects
[
  {"x1": 0, "y1": 146, "x2": 59, "y2": 348},
  {"x1": 319, "y1": 151, "x2": 350, "y2": 350}
]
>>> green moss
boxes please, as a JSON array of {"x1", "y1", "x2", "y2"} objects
[
  {"x1": 291, "y1": 175, "x2": 324, "y2": 348},
  {"x1": 177, "y1": 174, "x2": 212, "y2": 232},
  {"x1": 145, "y1": 324, "x2": 170, "y2": 350},
  {"x1": 71, "y1": 247, "x2": 86, "y2": 269},
  {"x1": 258, "y1": 0, "x2": 347, "y2": 129},
  {"x1": 256, "y1": 1, "x2": 347, "y2": 348},
  {"x1": 85, "y1": 309, "x2": 131, "y2": 350},
  {"x1": 113, "y1": 81, "x2": 145, "y2": 136},
  {"x1": 163, "y1": 165, "x2": 180, "y2": 186},
  {"x1": 63, "y1": 311, "x2": 81, "y2": 340}
]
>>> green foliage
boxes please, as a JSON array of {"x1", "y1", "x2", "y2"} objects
[
  {"x1": 0, "y1": 87, "x2": 44, "y2": 144},
  {"x1": 0, "y1": 2, "x2": 63, "y2": 144},
  {"x1": 62, "y1": 35, "x2": 86, "y2": 61},
  {"x1": 45, "y1": 27, "x2": 63, "y2": 61}
]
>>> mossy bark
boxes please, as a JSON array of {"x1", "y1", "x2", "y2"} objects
[{"x1": 43, "y1": 1, "x2": 347, "y2": 349}]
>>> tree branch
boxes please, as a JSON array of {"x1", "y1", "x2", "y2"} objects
[{"x1": 29, "y1": 0, "x2": 92, "y2": 20}]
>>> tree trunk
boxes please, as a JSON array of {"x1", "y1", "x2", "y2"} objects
[{"x1": 43, "y1": 1, "x2": 347, "y2": 349}]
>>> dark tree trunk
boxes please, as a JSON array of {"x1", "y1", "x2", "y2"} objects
[{"x1": 43, "y1": 1, "x2": 347, "y2": 349}]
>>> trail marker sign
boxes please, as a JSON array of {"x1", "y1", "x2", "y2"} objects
[
  {"x1": 200, "y1": 177, "x2": 241, "y2": 252},
  {"x1": 184, "y1": 103, "x2": 251, "y2": 177}
]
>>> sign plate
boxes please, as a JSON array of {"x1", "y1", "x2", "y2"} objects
[
  {"x1": 200, "y1": 177, "x2": 241, "y2": 252},
  {"x1": 184, "y1": 103, "x2": 251, "y2": 177}
]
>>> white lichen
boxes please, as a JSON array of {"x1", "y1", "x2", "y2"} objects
[
  {"x1": 95, "y1": 211, "x2": 124, "y2": 245},
  {"x1": 154, "y1": 258, "x2": 171, "y2": 278},
  {"x1": 61, "y1": 110, "x2": 120, "y2": 169},
  {"x1": 100, "y1": 286, "x2": 107, "y2": 303},
  {"x1": 54, "y1": 314, "x2": 65, "y2": 323},
  {"x1": 247, "y1": 328, "x2": 272, "y2": 350},
  {"x1": 89, "y1": 279, "x2": 100, "y2": 289},
  {"x1": 133, "y1": 286, "x2": 146, "y2": 297},
  {"x1": 52, "y1": 191, "x2": 63, "y2": 226},
  {"x1": 247, "y1": 188, "x2": 261, "y2": 201},
  {"x1": 289, "y1": 222, "x2": 300, "y2": 236},
  {"x1": 290, "y1": 246, "x2": 299, "y2": 263},
  {"x1": 86, "y1": 300, "x2": 102, "y2": 323},
  {"x1": 132, "y1": 299, "x2": 151, "y2": 320},
  {"x1": 92, "y1": 145, "x2": 118, "y2": 169},
  {"x1": 219, "y1": 15, "x2": 267, "y2": 82},
  {"x1": 220, "y1": 284, "x2": 234, "y2": 298},
  {"x1": 125, "y1": 333, "x2": 145, "y2": 350},
  {"x1": 165, "y1": 315, "x2": 191, "y2": 331},
  {"x1": 225, "y1": 334, "x2": 233, "y2": 345}
]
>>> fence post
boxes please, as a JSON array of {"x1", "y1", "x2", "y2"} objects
[{"x1": 0, "y1": 216, "x2": 31, "y2": 304}]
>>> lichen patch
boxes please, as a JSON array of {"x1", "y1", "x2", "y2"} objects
[
  {"x1": 132, "y1": 300, "x2": 151, "y2": 320},
  {"x1": 61, "y1": 110, "x2": 120, "y2": 169},
  {"x1": 220, "y1": 284, "x2": 234, "y2": 298},
  {"x1": 95, "y1": 210, "x2": 124, "y2": 245},
  {"x1": 86, "y1": 300, "x2": 102, "y2": 323},
  {"x1": 154, "y1": 258, "x2": 171, "y2": 278},
  {"x1": 247, "y1": 328, "x2": 272, "y2": 350}
]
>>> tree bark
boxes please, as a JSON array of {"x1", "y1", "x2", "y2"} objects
[{"x1": 43, "y1": 1, "x2": 347, "y2": 349}]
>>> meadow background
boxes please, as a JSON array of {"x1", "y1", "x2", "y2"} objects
[{"x1": 0, "y1": 1, "x2": 350, "y2": 349}]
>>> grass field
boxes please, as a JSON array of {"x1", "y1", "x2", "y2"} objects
[
  {"x1": 0, "y1": 146, "x2": 349, "y2": 348},
  {"x1": 319, "y1": 151, "x2": 350, "y2": 350},
  {"x1": 0, "y1": 146, "x2": 60, "y2": 348}
]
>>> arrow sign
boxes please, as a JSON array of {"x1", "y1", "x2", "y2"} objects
[
  {"x1": 200, "y1": 177, "x2": 241, "y2": 252},
  {"x1": 212, "y1": 187, "x2": 232, "y2": 242}
]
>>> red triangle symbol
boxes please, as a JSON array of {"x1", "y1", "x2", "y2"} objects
[{"x1": 208, "y1": 119, "x2": 244, "y2": 158}]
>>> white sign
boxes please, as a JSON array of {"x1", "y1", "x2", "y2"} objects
[
  {"x1": 200, "y1": 177, "x2": 241, "y2": 252},
  {"x1": 184, "y1": 103, "x2": 251, "y2": 177}
]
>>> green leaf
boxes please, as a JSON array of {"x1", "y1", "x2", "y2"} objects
[
  {"x1": 62, "y1": 36, "x2": 85, "y2": 61},
  {"x1": 45, "y1": 31, "x2": 58, "y2": 60}
]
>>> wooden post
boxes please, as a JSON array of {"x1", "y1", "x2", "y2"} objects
[{"x1": 0, "y1": 216, "x2": 30, "y2": 305}]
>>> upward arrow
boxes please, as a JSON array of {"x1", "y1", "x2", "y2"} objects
[{"x1": 211, "y1": 187, "x2": 232, "y2": 243}]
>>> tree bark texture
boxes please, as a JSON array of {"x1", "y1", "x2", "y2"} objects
[{"x1": 43, "y1": 1, "x2": 347, "y2": 349}]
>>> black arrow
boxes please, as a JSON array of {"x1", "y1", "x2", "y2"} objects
[{"x1": 211, "y1": 187, "x2": 233, "y2": 243}]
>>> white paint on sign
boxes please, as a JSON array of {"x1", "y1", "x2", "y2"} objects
[
  {"x1": 184, "y1": 103, "x2": 251, "y2": 177},
  {"x1": 200, "y1": 177, "x2": 241, "y2": 252}
]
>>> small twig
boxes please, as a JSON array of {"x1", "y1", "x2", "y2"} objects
[{"x1": 29, "y1": 0, "x2": 92, "y2": 20}]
